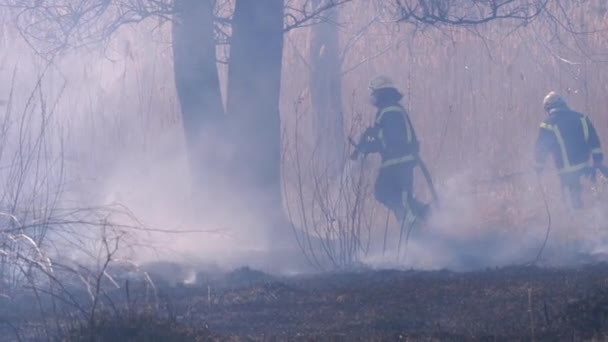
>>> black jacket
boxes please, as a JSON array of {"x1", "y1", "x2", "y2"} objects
[
  {"x1": 536, "y1": 106, "x2": 603, "y2": 174},
  {"x1": 358, "y1": 104, "x2": 419, "y2": 167}
]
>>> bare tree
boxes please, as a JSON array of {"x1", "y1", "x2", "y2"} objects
[
  {"x1": 225, "y1": 0, "x2": 285, "y2": 230},
  {"x1": 172, "y1": 0, "x2": 225, "y2": 196},
  {"x1": 0, "y1": 0, "x2": 349, "y2": 228},
  {"x1": 309, "y1": 0, "x2": 345, "y2": 177}
]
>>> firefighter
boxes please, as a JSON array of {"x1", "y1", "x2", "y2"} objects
[
  {"x1": 351, "y1": 76, "x2": 430, "y2": 225},
  {"x1": 535, "y1": 91, "x2": 604, "y2": 209}
]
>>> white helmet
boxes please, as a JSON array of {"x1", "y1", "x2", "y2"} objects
[
  {"x1": 543, "y1": 91, "x2": 566, "y2": 112},
  {"x1": 369, "y1": 75, "x2": 397, "y2": 92}
]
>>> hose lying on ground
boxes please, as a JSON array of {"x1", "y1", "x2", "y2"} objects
[
  {"x1": 417, "y1": 157, "x2": 439, "y2": 208},
  {"x1": 398, "y1": 156, "x2": 438, "y2": 263},
  {"x1": 533, "y1": 172, "x2": 552, "y2": 264}
]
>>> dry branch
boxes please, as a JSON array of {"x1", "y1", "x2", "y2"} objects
[{"x1": 394, "y1": 0, "x2": 550, "y2": 26}]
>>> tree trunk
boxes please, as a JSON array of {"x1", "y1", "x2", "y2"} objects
[
  {"x1": 309, "y1": 0, "x2": 344, "y2": 175},
  {"x1": 226, "y1": 0, "x2": 285, "y2": 233},
  {"x1": 172, "y1": 0, "x2": 225, "y2": 192}
]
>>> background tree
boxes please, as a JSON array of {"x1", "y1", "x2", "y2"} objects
[
  {"x1": 309, "y1": 0, "x2": 344, "y2": 176},
  {"x1": 225, "y1": 0, "x2": 286, "y2": 233},
  {"x1": 172, "y1": 0, "x2": 225, "y2": 197}
]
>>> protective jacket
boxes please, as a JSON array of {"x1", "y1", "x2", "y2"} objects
[
  {"x1": 535, "y1": 106, "x2": 603, "y2": 174},
  {"x1": 358, "y1": 105, "x2": 419, "y2": 167}
]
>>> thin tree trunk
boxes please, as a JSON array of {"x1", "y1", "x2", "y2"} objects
[
  {"x1": 309, "y1": 0, "x2": 344, "y2": 176},
  {"x1": 172, "y1": 0, "x2": 225, "y2": 191},
  {"x1": 226, "y1": 0, "x2": 285, "y2": 232}
]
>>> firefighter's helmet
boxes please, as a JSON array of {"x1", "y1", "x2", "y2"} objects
[
  {"x1": 543, "y1": 91, "x2": 566, "y2": 112},
  {"x1": 369, "y1": 75, "x2": 396, "y2": 92}
]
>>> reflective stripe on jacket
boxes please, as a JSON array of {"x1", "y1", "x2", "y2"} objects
[
  {"x1": 373, "y1": 105, "x2": 418, "y2": 167},
  {"x1": 536, "y1": 107, "x2": 603, "y2": 174}
]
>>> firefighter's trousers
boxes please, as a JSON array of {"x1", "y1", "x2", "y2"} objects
[
  {"x1": 374, "y1": 161, "x2": 427, "y2": 224},
  {"x1": 559, "y1": 168, "x2": 589, "y2": 209}
]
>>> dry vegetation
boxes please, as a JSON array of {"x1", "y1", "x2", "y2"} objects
[{"x1": 5, "y1": 264, "x2": 608, "y2": 340}]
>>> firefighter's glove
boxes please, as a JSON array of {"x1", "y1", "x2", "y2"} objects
[
  {"x1": 358, "y1": 129, "x2": 380, "y2": 154},
  {"x1": 357, "y1": 128, "x2": 371, "y2": 144}
]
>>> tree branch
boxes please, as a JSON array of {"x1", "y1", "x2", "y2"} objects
[
  {"x1": 394, "y1": 0, "x2": 550, "y2": 26},
  {"x1": 284, "y1": 0, "x2": 353, "y2": 32}
]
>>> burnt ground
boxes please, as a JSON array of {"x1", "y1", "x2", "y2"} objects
[
  {"x1": 151, "y1": 264, "x2": 608, "y2": 341},
  {"x1": 5, "y1": 264, "x2": 608, "y2": 341}
]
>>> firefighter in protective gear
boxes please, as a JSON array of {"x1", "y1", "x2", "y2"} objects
[
  {"x1": 535, "y1": 91, "x2": 604, "y2": 209},
  {"x1": 351, "y1": 76, "x2": 430, "y2": 224}
]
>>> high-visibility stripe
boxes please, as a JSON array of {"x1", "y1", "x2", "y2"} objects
[
  {"x1": 381, "y1": 155, "x2": 415, "y2": 168},
  {"x1": 540, "y1": 119, "x2": 595, "y2": 174},
  {"x1": 544, "y1": 123, "x2": 586, "y2": 174},
  {"x1": 376, "y1": 106, "x2": 413, "y2": 144},
  {"x1": 581, "y1": 117, "x2": 589, "y2": 142},
  {"x1": 558, "y1": 162, "x2": 588, "y2": 174},
  {"x1": 376, "y1": 106, "x2": 403, "y2": 123},
  {"x1": 550, "y1": 124, "x2": 574, "y2": 171},
  {"x1": 592, "y1": 148, "x2": 603, "y2": 154}
]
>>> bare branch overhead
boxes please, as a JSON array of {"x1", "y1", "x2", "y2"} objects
[
  {"x1": 1, "y1": 0, "x2": 357, "y2": 56},
  {"x1": 0, "y1": 0, "x2": 173, "y2": 55},
  {"x1": 393, "y1": 0, "x2": 551, "y2": 26},
  {"x1": 284, "y1": 0, "x2": 353, "y2": 32}
]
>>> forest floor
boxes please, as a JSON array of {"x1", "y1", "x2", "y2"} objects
[
  {"x1": 150, "y1": 263, "x2": 608, "y2": 340},
  {"x1": 4, "y1": 263, "x2": 608, "y2": 341}
]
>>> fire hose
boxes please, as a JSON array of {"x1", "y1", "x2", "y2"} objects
[
  {"x1": 530, "y1": 165, "x2": 607, "y2": 264},
  {"x1": 398, "y1": 155, "x2": 438, "y2": 262},
  {"x1": 532, "y1": 172, "x2": 552, "y2": 264}
]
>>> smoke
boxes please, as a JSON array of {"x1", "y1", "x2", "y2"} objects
[
  {"x1": 361, "y1": 165, "x2": 608, "y2": 271},
  {"x1": 0, "y1": 21, "x2": 300, "y2": 280},
  {"x1": 1, "y1": 6, "x2": 607, "y2": 280}
]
